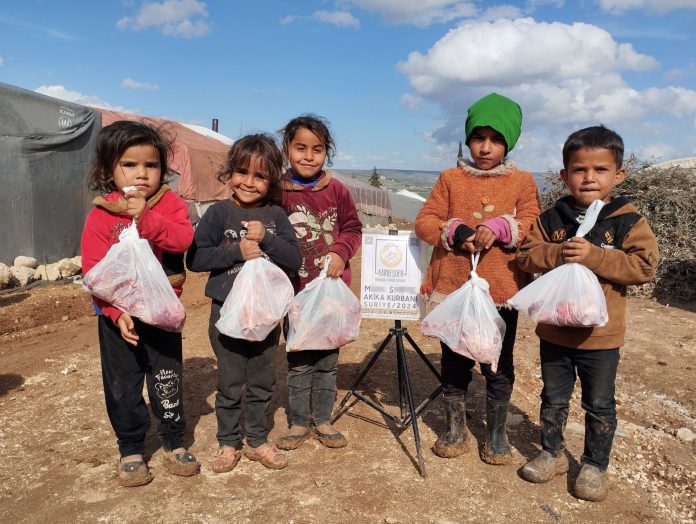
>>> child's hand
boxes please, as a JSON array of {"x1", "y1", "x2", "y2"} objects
[
  {"x1": 240, "y1": 238, "x2": 262, "y2": 260},
  {"x1": 116, "y1": 313, "x2": 139, "y2": 346},
  {"x1": 473, "y1": 226, "x2": 496, "y2": 251},
  {"x1": 458, "y1": 233, "x2": 477, "y2": 253},
  {"x1": 243, "y1": 221, "x2": 266, "y2": 242},
  {"x1": 324, "y1": 252, "x2": 345, "y2": 278},
  {"x1": 124, "y1": 189, "x2": 147, "y2": 220},
  {"x1": 562, "y1": 237, "x2": 592, "y2": 264}
]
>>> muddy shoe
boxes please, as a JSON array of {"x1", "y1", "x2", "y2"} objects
[
  {"x1": 276, "y1": 426, "x2": 311, "y2": 451},
  {"x1": 313, "y1": 424, "x2": 347, "y2": 449},
  {"x1": 163, "y1": 450, "x2": 200, "y2": 477},
  {"x1": 211, "y1": 446, "x2": 241, "y2": 474},
  {"x1": 245, "y1": 443, "x2": 288, "y2": 470},
  {"x1": 520, "y1": 450, "x2": 569, "y2": 483},
  {"x1": 480, "y1": 398, "x2": 512, "y2": 465},
  {"x1": 432, "y1": 396, "x2": 470, "y2": 458},
  {"x1": 119, "y1": 460, "x2": 153, "y2": 487},
  {"x1": 574, "y1": 463, "x2": 608, "y2": 502}
]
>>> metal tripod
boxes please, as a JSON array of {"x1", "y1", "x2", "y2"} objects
[{"x1": 331, "y1": 320, "x2": 442, "y2": 477}]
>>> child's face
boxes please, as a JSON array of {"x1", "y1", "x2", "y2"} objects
[
  {"x1": 112, "y1": 144, "x2": 162, "y2": 199},
  {"x1": 561, "y1": 147, "x2": 625, "y2": 207},
  {"x1": 229, "y1": 154, "x2": 270, "y2": 207},
  {"x1": 287, "y1": 127, "x2": 327, "y2": 179},
  {"x1": 468, "y1": 126, "x2": 506, "y2": 170}
]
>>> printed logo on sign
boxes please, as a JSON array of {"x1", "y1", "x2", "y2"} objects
[{"x1": 379, "y1": 243, "x2": 402, "y2": 268}]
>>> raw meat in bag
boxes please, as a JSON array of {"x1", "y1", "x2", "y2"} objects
[
  {"x1": 507, "y1": 199, "x2": 608, "y2": 327},
  {"x1": 421, "y1": 252, "x2": 506, "y2": 371},
  {"x1": 83, "y1": 220, "x2": 186, "y2": 332},
  {"x1": 286, "y1": 255, "x2": 361, "y2": 351},
  {"x1": 215, "y1": 256, "x2": 294, "y2": 341}
]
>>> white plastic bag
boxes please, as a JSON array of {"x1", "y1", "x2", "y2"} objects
[
  {"x1": 286, "y1": 255, "x2": 361, "y2": 351},
  {"x1": 421, "y1": 252, "x2": 506, "y2": 371},
  {"x1": 83, "y1": 220, "x2": 186, "y2": 332},
  {"x1": 215, "y1": 256, "x2": 294, "y2": 341},
  {"x1": 507, "y1": 199, "x2": 608, "y2": 327}
]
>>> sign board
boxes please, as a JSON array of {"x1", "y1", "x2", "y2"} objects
[{"x1": 360, "y1": 230, "x2": 427, "y2": 320}]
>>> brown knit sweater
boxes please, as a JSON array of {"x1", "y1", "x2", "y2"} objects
[{"x1": 415, "y1": 161, "x2": 540, "y2": 305}]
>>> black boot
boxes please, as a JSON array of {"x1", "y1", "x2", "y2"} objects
[
  {"x1": 432, "y1": 396, "x2": 470, "y2": 458},
  {"x1": 481, "y1": 398, "x2": 512, "y2": 465}
]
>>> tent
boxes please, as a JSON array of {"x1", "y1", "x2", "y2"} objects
[
  {"x1": 0, "y1": 82, "x2": 100, "y2": 266},
  {"x1": 331, "y1": 171, "x2": 392, "y2": 225}
]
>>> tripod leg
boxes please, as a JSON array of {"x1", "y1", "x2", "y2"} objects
[
  {"x1": 404, "y1": 331, "x2": 442, "y2": 381},
  {"x1": 331, "y1": 332, "x2": 394, "y2": 423},
  {"x1": 396, "y1": 332, "x2": 426, "y2": 477}
]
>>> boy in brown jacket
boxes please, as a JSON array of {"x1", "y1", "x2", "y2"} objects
[{"x1": 516, "y1": 125, "x2": 659, "y2": 502}]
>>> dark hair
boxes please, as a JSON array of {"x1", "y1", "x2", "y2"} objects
[
  {"x1": 280, "y1": 114, "x2": 335, "y2": 167},
  {"x1": 217, "y1": 133, "x2": 285, "y2": 205},
  {"x1": 562, "y1": 125, "x2": 624, "y2": 169},
  {"x1": 88, "y1": 120, "x2": 174, "y2": 194}
]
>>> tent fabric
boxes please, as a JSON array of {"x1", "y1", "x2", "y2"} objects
[
  {"x1": 331, "y1": 171, "x2": 392, "y2": 218},
  {"x1": 96, "y1": 109, "x2": 232, "y2": 203},
  {"x1": 0, "y1": 82, "x2": 100, "y2": 265}
]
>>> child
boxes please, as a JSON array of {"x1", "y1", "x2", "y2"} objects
[
  {"x1": 414, "y1": 93, "x2": 540, "y2": 464},
  {"x1": 517, "y1": 125, "x2": 659, "y2": 501},
  {"x1": 81, "y1": 120, "x2": 199, "y2": 487},
  {"x1": 276, "y1": 114, "x2": 362, "y2": 450},
  {"x1": 186, "y1": 134, "x2": 302, "y2": 472}
]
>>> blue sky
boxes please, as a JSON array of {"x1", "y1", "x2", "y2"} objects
[{"x1": 1, "y1": 0, "x2": 695, "y2": 172}]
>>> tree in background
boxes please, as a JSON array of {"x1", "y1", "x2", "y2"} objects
[
  {"x1": 369, "y1": 166, "x2": 382, "y2": 188},
  {"x1": 457, "y1": 141, "x2": 463, "y2": 163}
]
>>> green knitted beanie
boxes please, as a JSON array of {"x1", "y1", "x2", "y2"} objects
[{"x1": 465, "y1": 93, "x2": 522, "y2": 153}]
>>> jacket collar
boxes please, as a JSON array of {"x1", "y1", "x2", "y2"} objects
[{"x1": 282, "y1": 170, "x2": 332, "y2": 192}]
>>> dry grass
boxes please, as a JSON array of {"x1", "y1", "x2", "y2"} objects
[{"x1": 540, "y1": 160, "x2": 696, "y2": 304}]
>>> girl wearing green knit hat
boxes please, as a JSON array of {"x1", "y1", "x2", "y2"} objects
[{"x1": 415, "y1": 92, "x2": 540, "y2": 464}]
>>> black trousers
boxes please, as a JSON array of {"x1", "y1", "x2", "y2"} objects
[
  {"x1": 98, "y1": 315, "x2": 186, "y2": 457},
  {"x1": 440, "y1": 307, "x2": 518, "y2": 402}
]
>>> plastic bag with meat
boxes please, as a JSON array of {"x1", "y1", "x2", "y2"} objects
[
  {"x1": 83, "y1": 220, "x2": 186, "y2": 332},
  {"x1": 421, "y1": 252, "x2": 506, "y2": 371},
  {"x1": 215, "y1": 256, "x2": 294, "y2": 341},
  {"x1": 286, "y1": 255, "x2": 361, "y2": 351},
  {"x1": 507, "y1": 199, "x2": 608, "y2": 327}
]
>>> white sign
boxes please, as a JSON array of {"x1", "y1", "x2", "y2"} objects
[{"x1": 360, "y1": 230, "x2": 427, "y2": 320}]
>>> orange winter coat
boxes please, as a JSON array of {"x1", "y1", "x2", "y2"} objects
[{"x1": 415, "y1": 161, "x2": 540, "y2": 305}]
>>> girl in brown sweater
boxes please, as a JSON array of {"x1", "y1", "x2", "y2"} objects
[{"x1": 415, "y1": 93, "x2": 540, "y2": 464}]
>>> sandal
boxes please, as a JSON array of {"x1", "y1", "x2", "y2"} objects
[
  {"x1": 313, "y1": 425, "x2": 348, "y2": 448},
  {"x1": 211, "y1": 446, "x2": 241, "y2": 474},
  {"x1": 245, "y1": 443, "x2": 288, "y2": 470},
  {"x1": 276, "y1": 427, "x2": 311, "y2": 451},
  {"x1": 163, "y1": 450, "x2": 201, "y2": 477},
  {"x1": 119, "y1": 460, "x2": 153, "y2": 487}
]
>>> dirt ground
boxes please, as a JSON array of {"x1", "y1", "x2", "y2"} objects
[{"x1": 0, "y1": 252, "x2": 694, "y2": 524}]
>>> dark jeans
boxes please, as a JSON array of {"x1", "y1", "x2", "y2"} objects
[
  {"x1": 440, "y1": 307, "x2": 518, "y2": 402},
  {"x1": 539, "y1": 339, "x2": 620, "y2": 470},
  {"x1": 209, "y1": 302, "x2": 279, "y2": 448},
  {"x1": 98, "y1": 315, "x2": 186, "y2": 458},
  {"x1": 286, "y1": 349, "x2": 339, "y2": 427}
]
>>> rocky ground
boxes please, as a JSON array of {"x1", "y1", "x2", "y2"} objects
[{"x1": 0, "y1": 255, "x2": 694, "y2": 523}]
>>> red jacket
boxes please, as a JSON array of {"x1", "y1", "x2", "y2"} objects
[
  {"x1": 281, "y1": 171, "x2": 362, "y2": 292},
  {"x1": 81, "y1": 188, "x2": 193, "y2": 324}
]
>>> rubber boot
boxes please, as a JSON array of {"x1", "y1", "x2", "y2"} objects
[
  {"x1": 432, "y1": 396, "x2": 470, "y2": 458},
  {"x1": 520, "y1": 450, "x2": 569, "y2": 483},
  {"x1": 480, "y1": 398, "x2": 512, "y2": 465},
  {"x1": 574, "y1": 463, "x2": 608, "y2": 502}
]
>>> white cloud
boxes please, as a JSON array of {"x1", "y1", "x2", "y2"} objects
[
  {"x1": 346, "y1": 0, "x2": 477, "y2": 26},
  {"x1": 635, "y1": 142, "x2": 677, "y2": 162},
  {"x1": 398, "y1": 17, "x2": 696, "y2": 169},
  {"x1": 117, "y1": 0, "x2": 210, "y2": 38},
  {"x1": 313, "y1": 10, "x2": 360, "y2": 28},
  {"x1": 401, "y1": 93, "x2": 426, "y2": 112},
  {"x1": 122, "y1": 78, "x2": 160, "y2": 90},
  {"x1": 280, "y1": 15, "x2": 301, "y2": 24},
  {"x1": 598, "y1": 0, "x2": 696, "y2": 14},
  {"x1": 34, "y1": 85, "x2": 137, "y2": 113},
  {"x1": 0, "y1": 56, "x2": 4, "y2": 67},
  {"x1": 335, "y1": 151, "x2": 357, "y2": 163}
]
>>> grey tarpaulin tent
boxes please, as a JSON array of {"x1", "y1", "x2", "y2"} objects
[{"x1": 0, "y1": 82, "x2": 100, "y2": 265}]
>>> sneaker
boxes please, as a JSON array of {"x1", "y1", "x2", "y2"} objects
[
  {"x1": 162, "y1": 449, "x2": 200, "y2": 476},
  {"x1": 276, "y1": 426, "x2": 311, "y2": 451},
  {"x1": 520, "y1": 450, "x2": 569, "y2": 483},
  {"x1": 119, "y1": 459, "x2": 153, "y2": 487},
  {"x1": 574, "y1": 463, "x2": 608, "y2": 502},
  {"x1": 313, "y1": 424, "x2": 347, "y2": 448}
]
